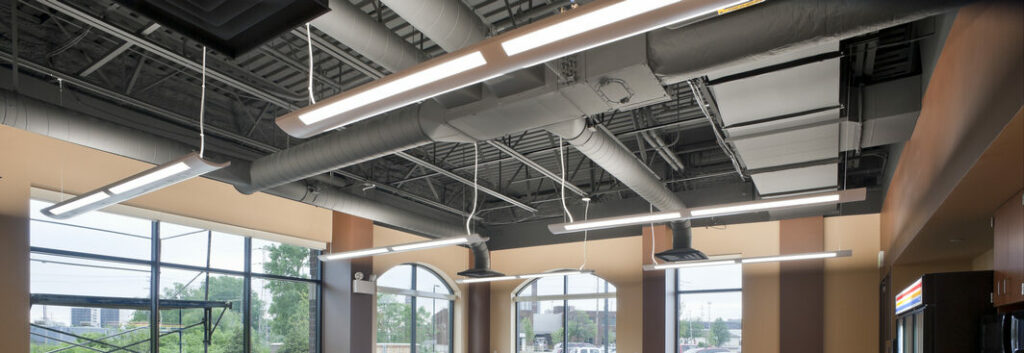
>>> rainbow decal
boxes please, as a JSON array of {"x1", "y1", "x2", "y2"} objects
[{"x1": 895, "y1": 278, "x2": 923, "y2": 315}]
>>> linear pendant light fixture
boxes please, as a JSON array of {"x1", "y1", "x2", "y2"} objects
[
  {"x1": 456, "y1": 269, "x2": 594, "y2": 284},
  {"x1": 549, "y1": 188, "x2": 867, "y2": 234},
  {"x1": 41, "y1": 152, "x2": 229, "y2": 219},
  {"x1": 277, "y1": 0, "x2": 766, "y2": 138},
  {"x1": 643, "y1": 250, "x2": 853, "y2": 271},
  {"x1": 318, "y1": 234, "x2": 487, "y2": 262}
]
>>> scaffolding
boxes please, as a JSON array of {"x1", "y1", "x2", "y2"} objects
[{"x1": 30, "y1": 294, "x2": 232, "y2": 353}]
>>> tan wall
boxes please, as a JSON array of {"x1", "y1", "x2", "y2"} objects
[
  {"x1": 484, "y1": 215, "x2": 879, "y2": 353},
  {"x1": 694, "y1": 222, "x2": 781, "y2": 353},
  {"x1": 824, "y1": 214, "x2": 881, "y2": 353},
  {"x1": 488, "y1": 236, "x2": 644, "y2": 353},
  {"x1": 372, "y1": 226, "x2": 472, "y2": 353},
  {"x1": 0, "y1": 125, "x2": 332, "y2": 243},
  {"x1": 0, "y1": 125, "x2": 333, "y2": 350},
  {"x1": 972, "y1": 249, "x2": 994, "y2": 271}
]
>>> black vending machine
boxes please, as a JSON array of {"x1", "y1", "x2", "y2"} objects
[{"x1": 894, "y1": 271, "x2": 994, "y2": 353}]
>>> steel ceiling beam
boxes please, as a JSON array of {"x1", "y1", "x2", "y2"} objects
[
  {"x1": 289, "y1": 29, "x2": 386, "y2": 80},
  {"x1": 80, "y1": 22, "x2": 161, "y2": 77},
  {"x1": 486, "y1": 140, "x2": 587, "y2": 197},
  {"x1": 395, "y1": 118, "x2": 711, "y2": 185},
  {"x1": 36, "y1": 0, "x2": 302, "y2": 110},
  {"x1": 394, "y1": 151, "x2": 538, "y2": 213},
  {"x1": 333, "y1": 170, "x2": 481, "y2": 220}
]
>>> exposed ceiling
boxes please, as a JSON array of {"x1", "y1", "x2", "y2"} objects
[{"x1": 0, "y1": 0, "x2": 953, "y2": 249}]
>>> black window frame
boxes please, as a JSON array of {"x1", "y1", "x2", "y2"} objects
[
  {"x1": 27, "y1": 200, "x2": 322, "y2": 353},
  {"x1": 673, "y1": 264, "x2": 743, "y2": 352},
  {"x1": 514, "y1": 274, "x2": 617, "y2": 353},
  {"x1": 375, "y1": 263, "x2": 456, "y2": 353}
]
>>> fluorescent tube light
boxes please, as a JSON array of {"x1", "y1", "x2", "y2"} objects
[
  {"x1": 549, "y1": 188, "x2": 867, "y2": 234},
  {"x1": 643, "y1": 250, "x2": 853, "y2": 271},
  {"x1": 455, "y1": 269, "x2": 594, "y2": 284},
  {"x1": 563, "y1": 212, "x2": 684, "y2": 231},
  {"x1": 319, "y1": 235, "x2": 487, "y2": 262},
  {"x1": 320, "y1": 247, "x2": 390, "y2": 261},
  {"x1": 501, "y1": 0, "x2": 681, "y2": 56},
  {"x1": 47, "y1": 192, "x2": 110, "y2": 217},
  {"x1": 296, "y1": 51, "x2": 487, "y2": 127},
  {"x1": 741, "y1": 250, "x2": 852, "y2": 264},
  {"x1": 108, "y1": 162, "x2": 190, "y2": 194},
  {"x1": 690, "y1": 194, "x2": 840, "y2": 217},
  {"x1": 390, "y1": 237, "x2": 472, "y2": 252},
  {"x1": 41, "y1": 152, "x2": 229, "y2": 219},
  {"x1": 280, "y1": 0, "x2": 766, "y2": 139}
]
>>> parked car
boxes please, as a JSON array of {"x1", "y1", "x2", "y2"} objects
[
  {"x1": 679, "y1": 344, "x2": 698, "y2": 353},
  {"x1": 569, "y1": 348, "x2": 602, "y2": 353},
  {"x1": 553, "y1": 343, "x2": 595, "y2": 353},
  {"x1": 683, "y1": 348, "x2": 731, "y2": 353}
]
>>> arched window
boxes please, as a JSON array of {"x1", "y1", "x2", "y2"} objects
[
  {"x1": 514, "y1": 272, "x2": 617, "y2": 353},
  {"x1": 376, "y1": 264, "x2": 455, "y2": 353}
]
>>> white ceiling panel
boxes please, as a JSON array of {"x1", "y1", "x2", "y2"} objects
[
  {"x1": 706, "y1": 41, "x2": 839, "y2": 80},
  {"x1": 725, "y1": 108, "x2": 840, "y2": 138},
  {"x1": 711, "y1": 58, "x2": 841, "y2": 126},
  {"x1": 750, "y1": 163, "x2": 838, "y2": 195},
  {"x1": 731, "y1": 122, "x2": 838, "y2": 170}
]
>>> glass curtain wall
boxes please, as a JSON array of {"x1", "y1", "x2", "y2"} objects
[
  {"x1": 515, "y1": 273, "x2": 617, "y2": 353},
  {"x1": 676, "y1": 264, "x2": 742, "y2": 353},
  {"x1": 375, "y1": 264, "x2": 455, "y2": 353},
  {"x1": 28, "y1": 199, "x2": 321, "y2": 353}
]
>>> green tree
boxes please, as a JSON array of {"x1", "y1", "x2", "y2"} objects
[
  {"x1": 678, "y1": 318, "x2": 704, "y2": 342},
  {"x1": 261, "y1": 243, "x2": 313, "y2": 353},
  {"x1": 551, "y1": 311, "x2": 597, "y2": 345},
  {"x1": 376, "y1": 293, "x2": 412, "y2": 342},
  {"x1": 706, "y1": 318, "x2": 730, "y2": 347},
  {"x1": 520, "y1": 317, "x2": 535, "y2": 347}
]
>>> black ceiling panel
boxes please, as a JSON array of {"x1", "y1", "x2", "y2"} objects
[{"x1": 113, "y1": 0, "x2": 330, "y2": 57}]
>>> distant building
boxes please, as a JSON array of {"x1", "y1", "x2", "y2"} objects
[
  {"x1": 100, "y1": 308, "x2": 120, "y2": 327},
  {"x1": 70, "y1": 308, "x2": 95, "y2": 327}
]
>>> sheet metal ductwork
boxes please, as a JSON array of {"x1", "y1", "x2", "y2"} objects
[
  {"x1": 380, "y1": 0, "x2": 489, "y2": 53},
  {"x1": 246, "y1": 36, "x2": 669, "y2": 194},
  {"x1": 648, "y1": 0, "x2": 974, "y2": 83},
  {"x1": 312, "y1": 0, "x2": 426, "y2": 73},
  {"x1": 0, "y1": 88, "x2": 494, "y2": 268},
  {"x1": 238, "y1": 101, "x2": 467, "y2": 194},
  {"x1": 546, "y1": 118, "x2": 686, "y2": 212}
]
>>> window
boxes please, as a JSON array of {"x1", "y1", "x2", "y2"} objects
[
  {"x1": 376, "y1": 264, "x2": 455, "y2": 353},
  {"x1": 515, "y1": 273, "x2": 616, "y2": 353},
  {"x1": 676, "y1": 264, "x2": 742, "y2": 353},
  {"x1": 28, "y1": 199, "x2": 321, "y2": 353}
]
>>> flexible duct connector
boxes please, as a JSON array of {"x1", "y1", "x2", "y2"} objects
[
  {"x1": 313, "y1": 0, "x2": 427, "y2": 73},
  {"x1": 242, "y1": 105, "x2": 434, "y2": 194},
  {"x1": 648, "y1": 0, "x2": 974, "y2": 83},
  {"x1": 546, "y1": 119, "x2": 687, "y2": 211},
  {"x1": 381, "y1": 0, "x2": 488, "y2": 53},
  {"x1": 670, "y1": 221, "x2": 693, "y2": 249}
]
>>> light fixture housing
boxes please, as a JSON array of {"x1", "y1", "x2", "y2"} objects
[
  {"x1": 455, "y1": 269, "x2": 594, "y2": 284},
  {"x1": 643, "y1": 250, "x2": 852, "y2": 271},
  {"x1": 277, "y1": 0, "x2": 766, "y2": 138},
  {"x1": 318, "y1": 234, "x2": 487, "y2": 262},
  {"x1": 41, "y1": 152, "x2": 229, "y2": 219},
  {"x1": 548, "y1": 188, "x2": 867, "y2": 234}
]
